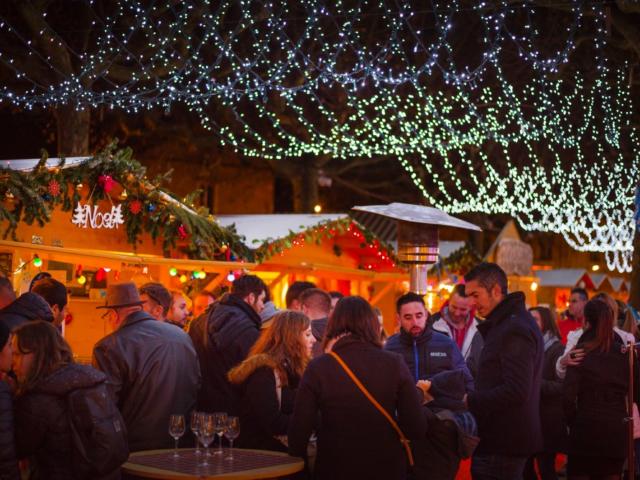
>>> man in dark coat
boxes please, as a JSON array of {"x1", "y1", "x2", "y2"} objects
[
  {"x1": 92, "y1": 283, "x2": 200, "y2": 452},
  {"x1": 300, "y1": 288, "x2": 331, "y2": 358},
  {"x1": 0, "y1": 292, "x2": 54, "y2": 330},
  {"x1": 191, "y1": 274, "x2": 267, "y2": 413},
  {"x1": 385, "y1": 292, "x2": 474, "y2": 479},
  {"x1": 464, "y1": 262, "x2": 544, "y2": 479}
]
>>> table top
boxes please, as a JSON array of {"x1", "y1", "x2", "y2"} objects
[{"x1": 122, "y1": 448, "x2": 304, "y2": 480}]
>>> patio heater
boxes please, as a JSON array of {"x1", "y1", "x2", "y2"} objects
[{"x1": 351, "y1": 203, "x2": 481, "y2": 295}]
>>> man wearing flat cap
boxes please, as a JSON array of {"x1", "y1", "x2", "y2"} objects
[{"x1": 92, "y1": 282, "x2": 200, "y2": 452}]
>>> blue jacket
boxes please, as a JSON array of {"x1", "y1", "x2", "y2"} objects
[
  {"x1": 385, "y1": 327, "x2": 474, "y2": 411},
  {"x1": 467, "y1": 292, "x2": 544, "y2": 456}
]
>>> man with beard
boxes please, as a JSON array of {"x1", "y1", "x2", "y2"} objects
[
  {"x1": 195, "y1": 274, "x2": 267, "y2": 413},
  {"x1": 385, "y1": 292, "x2": 474, "y2": 479},
  {"x1": 431, "y1": 284, "x2": 483, "y2": 378}
]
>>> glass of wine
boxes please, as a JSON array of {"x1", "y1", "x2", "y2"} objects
[
  {"x1": 224, "y1": 417, "x2": 240, "y2": 461},
  {"x1": 213, "y1": 412, "x2": 228, "y2": 455},
  {"x1": 169, "y1": 414, "x2": 186, "y2": 458},
  {"x1": 190, "y1": 411, "x2": 202, "y2": 455},
  {"x1": 199, "y1": 414, "x2": 215, "y2": 465}
]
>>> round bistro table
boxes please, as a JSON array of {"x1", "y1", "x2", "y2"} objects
[{"x1": 122, "y1": 448, "x2": 304, "y2": 480}]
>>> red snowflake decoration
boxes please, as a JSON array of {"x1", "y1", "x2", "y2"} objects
[
  {"x1": 177, "y1": 224, "x2": 189, "y2": 240},
  {"x1": 48, "y1": 179, "x2": 61, "y2": 196},
  {"x1": 129, "y1": 199, "x2": 143, "y2": 215},
  {"x1": 97, "y1": 174, "x2": 115, "y2": 193}
]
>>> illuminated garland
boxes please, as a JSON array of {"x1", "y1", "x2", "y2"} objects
[
  {"x1": 0, "y1": 0, "x2": 587, "y2": 106},
  {"x1": 0, "y1": 145, "x2": 252, "y2": 261},
  {"x1": 0, "y1": 1, "x2": 635, "y2": 271}
]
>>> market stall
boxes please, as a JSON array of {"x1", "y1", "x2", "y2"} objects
[{"x1": 0, "y1": 150, "x2": 252, "y2": 359}]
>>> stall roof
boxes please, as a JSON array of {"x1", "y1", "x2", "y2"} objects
[
  {"x1": 607, "y1": 276, "x2": 630, "y2": 292},
  {"x1": 217, "y1": 214, "x2": 348, "y2": 246},
  {"x1": 535, "y1": 269, "x2": 588, "y2": 288},
  {"x1": 588, "y1": 273, "x2": 608, "y2": 290},
  {"x1": 0, "y1": 157, "x2": 90, "y2": 171}
]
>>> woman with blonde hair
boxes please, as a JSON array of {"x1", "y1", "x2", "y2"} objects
[{"x1": 228, "y1": 310, "x2": 315, "y2": 452}]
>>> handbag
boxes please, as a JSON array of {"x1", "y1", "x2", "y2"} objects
[{"x1": 328, "y1": 351, "x2": 415, "y2": 466}]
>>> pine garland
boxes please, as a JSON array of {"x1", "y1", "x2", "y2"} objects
[
  {"x1": 0, "y1": 143, "x2": 252, "y2": 261},
  {"x1": 253, "y1": 217, "x2": 399, "y2": 268}
]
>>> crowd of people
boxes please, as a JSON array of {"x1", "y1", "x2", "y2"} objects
[{"x1": 0, "y1": 262, "x2": 638, "y2": 480}]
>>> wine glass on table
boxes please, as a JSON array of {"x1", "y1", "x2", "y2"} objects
[
  {"x1": 169, "y1": 414, "x2": 186, "y2": 458},
  {"x1": 213, "y1": 412, "x2": 228, "y2": 455},
  {"x1": 199, "y1": 414, "x2": 215, "y2": 466},
  {"x1": 224, "y1": 417, "x2": 240, "y2": 461},
  {"x1": 190, "y1": 411, "x2": 202, "y2": 455}
]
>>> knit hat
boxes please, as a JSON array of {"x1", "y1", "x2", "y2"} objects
[{"x1": 0, "y1": 320, "x2": 10, "y2": 350}]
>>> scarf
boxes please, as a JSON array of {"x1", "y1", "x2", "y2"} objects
[{"x1": 542, "y1": 331, "x2": 559, "y2": 352}]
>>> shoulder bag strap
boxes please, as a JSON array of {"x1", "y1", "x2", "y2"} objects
[{"x1": 328, "y1": 351, "x2": 414, "y2": 466}]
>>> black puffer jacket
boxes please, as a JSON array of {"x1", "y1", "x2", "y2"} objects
[
  {"x1": 0, "y1": 380, "x2": 19, "y2": 480},
  {"x1": 197, "y1": 294, "x2": 262, "y2": 413},
  {"x1": 0, "y1": 293, "x2": 53, "y2": 331},
  {"x1": 14, "y1": 363, "x2": 119, "y2": 480}
]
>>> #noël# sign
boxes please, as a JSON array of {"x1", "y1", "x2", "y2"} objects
[{"x1": 71, "y1": 202, "x2": 125, "y2": 230}]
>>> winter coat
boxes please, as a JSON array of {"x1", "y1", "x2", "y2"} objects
[
  {"x1": 563, "y1": 334, "x2": 638, "y2": 459},
  {"x1": 228, "y1": 353, "x2": 299, "y2": 452},
  {"x1": 431, "y1": 313, "x2": 484, "y2": 378},
  {"x1": 14, "y1": 363, "x2": 118, "y2": 480},
  {"x1": 0, "y1": 293, "x2": 53, "y2": 331},
  {"x1": 311, "y1": 318, "x2": 328, "y2": 358},
  {"x1": 467, "y1": 292, "x2": 544, "y2": 457},
  {"x1": 289, "y1": 336, "x2": 428, "y2": 480},
  {"x1": 197, "y1": 294, "x2": 262, "y2": 413},
  {"x1": 0, "y1": 380, "x2": 19, "y2": 480},
  {"x1": 385, "y1": 327, "x2": 474, "y2": 411},
  {"x1": 539, "y1": 338, "x2": 568, "y2": 453},
  {"x1": 93, "y1": 310, "x2": 200, "y2": 452}
]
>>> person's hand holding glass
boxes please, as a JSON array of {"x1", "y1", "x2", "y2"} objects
[{"x1": 169, "y1": 414, "x2": 185, "y2": 458}]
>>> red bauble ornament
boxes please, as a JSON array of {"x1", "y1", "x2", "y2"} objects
[
  {"x1": 177, "y1": 224, "x2": 188, "y2": 240},
  {"x1": 129, "y1": 199, "x2": 142, "y2": 215},
  {"x1": 98, "y1": 174, "x2": 115, "y2": 193},
  {"x1": 48, "y1": 179, "x2": 61, "y2": 196}
]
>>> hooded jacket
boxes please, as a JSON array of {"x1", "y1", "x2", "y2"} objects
[
  {"x1": 467, "y1": 292, "x2": 544, "y2": 456},
  {"x1": 228, "y1": 353, "x2": 299, "y2": 452},
  {"x1": 0, "y1": 293, "x2": 54, "y2": 330},
  {"x1": 93, "y1": 310, "x2": 200, "y2": 452},
  {"x1": 197, "y1": 294, "x2": 262, "y2": 413},
  {"x1": 14, "y1": 363, "x2": 117, "y2": 480},
  {"x1": 385, "y1": 327, "x2": 474, "y2": 411}
]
